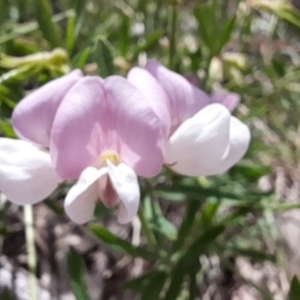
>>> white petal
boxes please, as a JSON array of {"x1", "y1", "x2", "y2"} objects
[
  {"x1": 0, "y1": 138, "x2": 61, "y2": 204},
  {"x1": 107, "y1": 160, "x2": 140, "y2": 224},
  {"x1": 64, "y1": 167, "x2": 108, "y2": 224},
  {"x1": 165, "y1": 104, "x2": 231, "y2": 176},
  {"x1": 217, "y1": 116, "x2": 251, "y2": 173}
]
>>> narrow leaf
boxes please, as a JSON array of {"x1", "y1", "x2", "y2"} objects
[
  {"x1": 93, "y1": 39, "x2": 115, "y2": 77},
  {"x1": 89, "y1": 224, "x2": 157, "y2": 261},
  {"x1": 35, "y1": 0, "x2": 63, "y2": 48},
  {"x1": 289, "y1": 276, "x2": 300, "y2": 300},
  {"x1": 124, "y1": 271, "x2": 159, "y2": 291},
  {"x1": 229, "y1": 247, "x2": 276, "y2": 263},
  {"x1": 132, "y1": 30, "x2": 164, "y2": 59},
  {"x1": 140, "y1": 272, "x2": 167, "y2": 300},
  {"x1": 216, "y1": 15, "x2": 236, "y2": 55},
  {"x1": 144, "y1": 196, "x2": 177, "y2": 241},
  {"x1": 186, "y1": 225, "x2": 225, "y2": 261},
  {"x1": 173, "y1": 200, "x2": 201, "y2": 251},
  {"x1": 163, "y1": 260, "x2": 185, "y2": 300},
  {"x1": 67, "y1": 247, "x2": 90, "y2": 300}
]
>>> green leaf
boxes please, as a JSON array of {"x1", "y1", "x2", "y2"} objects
[
  {"x1": 89, "y1": 224, "x2": 157, "y2": 261},
  {"x1": 67, "y1": 247, "x2": 90, "y2": 300},
  {"x1": 132, "y1": 30, "x2": 164, "y2": 60},
  {"x1": 173, "y1": 200, "x2": 201, "y2": 251},
  {"x1": 155, "y1": 191, "x2": 186, "y2": 202},
  {"x1": 163, "y1": 259, "x2": 185, "y2": 300},
  {"x1": 140, "y1": 271, "x2": 167, "y2": 300},
  {"x1": 72, "y1": 47, "x2": 91, "y2": 69},
  {"x1": 144, "y1": 196, "x2": 177, "y2": 241},
  {"x1": 186, "y1": 225, "x2": 225, "y2": 262},
  {"x1": 72, "y1": 0, "x2": 86, "y2": 37},
  {"x1": 195, "y1": 5, "x2": 213, "y2": 52},
  {"x1": 228, "y1": 247, "x2": 276, "y2": 263},
  {"x1": 93, "y1": 38, "x2": 115, "y2": 77},
  {"x1": 155, "y1": 184, "x2": 241, "y2": 201},
  {"x1": 289, "y1": 276, "x2": 300, "y2": 300},
  {"x1": 119, "y1": 15, "x2": 131, "y2": 56},
  {"x1": 230, "y1": 160, "x2": 271, "y2": 180},
  {"x1": 0, "y1": 0, "x2": 9, "y2": 26},
  {"x1": 66, "y1": 15, "x2": 76, "y2": 54},
  {"x1": 188, "y1": 262, "x2": 200, "y2": 300},
  {"x1": 200, "y1": 200, "x2": 220, "y2": 229},
  {"x1": 216, "y1": 15, "x2": 236, "y2": 54},
  {"x1": 0, "y1": 288, "x2": 15, "y2": 300},
  {"x1": 124, "y1": 271, "x2": 159, "y2": 291},
  {"x1": 0, "y1": 119, "x2": 16, "y2": 138},
  {"x1": 35, "y1": 0, "x2": 63, "y2": 48}
]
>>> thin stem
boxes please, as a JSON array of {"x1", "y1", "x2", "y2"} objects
[
  {"x1": 168, "y1": 3, "x2": 177, "y2": 69},
  {"x1": 24, "y1": 205, "x2": 37, "y2": 300},
  {"x1": 138, "y1": 205, "x2": 157, "y2": 247}
]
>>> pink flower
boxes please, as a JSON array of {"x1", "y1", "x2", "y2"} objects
[
  {"x1": 128, "y1": 60, "x2": 250, "y2": 177},
  {"x1": 12, "y1": 70, "x2": 83, "y2": 147},
  {"x1": 184, "y1": 72, "x2": 241, "y2": 113},
  {"x1": 1, "y1": 72, "x2": 165, "y2": 224},
  {"x1": 0, "y1": 70, "x2": 83, "y2": 204},
  {"x1": 50, "y1": 76, "x2": 165, "y2": 224},
  {"x1": 210, "y1": 91, "x2": 240, "y2": 113}
]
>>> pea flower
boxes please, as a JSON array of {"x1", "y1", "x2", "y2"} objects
[
  {"x1": 50, "y1": 76, "x2": 165, "y2": 224},
  {"x1": 210, "y1": 90, "x2": 240, "y2": 113},
  {"x1": 184, "y1": 73, "x2": 241, "y2": 112},
  {"x1": 0, "y1": 70, "x2": 83, "y2": 204},
  {"x1": 127, "y1": 60, "x2": 251, "y2": 177}
]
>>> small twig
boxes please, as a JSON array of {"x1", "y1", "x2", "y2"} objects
[{"x1": 24, "y1": 205, "x2": 37, "y2": 300}]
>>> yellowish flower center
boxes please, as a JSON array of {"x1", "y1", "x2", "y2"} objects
[{"x1": 99, "y1": 151, "x2": 121, "y2": 166}]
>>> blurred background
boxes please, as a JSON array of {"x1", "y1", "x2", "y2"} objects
[{"x1": 1, "y1": 0, "x2": 300, "y2": 299}]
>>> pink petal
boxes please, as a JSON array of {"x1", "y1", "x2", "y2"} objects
[
  {"x1": 184, "y1": 73, "x2": 199, "y2": 86},
  {"x1": 107, "y1": 160, "x2": 140, "y2": 224},
  {"x1": 50, "y1": 77, "x2": 105, "y2": 179},
  {"x1": 51, "y1": 76, "x2": 165, "y2": 180},
  {"x1": 165, "y1": 104, "x2": 231, "y2": 176},
  {"x1": 145, "y1": 59, "x2": 210, "y2": 132},
  {"x1": 127, "y1": 67, "x2": 171, "y2": 137},
  {"x1": 12, "y1": 70, "x2": 83, "y2": 147},
  {"x1": 98, "y1": 173, "x2": 119, "y2": 208},
  {"x1": 0, "y1": 138, "x2": 61, "y2": 204},
  {"x1": 64, "y1": 167, "x2": 108, "y2": 224},
  {"x1": 210, "y1": 91, "x2": 240, "y2": 112}
]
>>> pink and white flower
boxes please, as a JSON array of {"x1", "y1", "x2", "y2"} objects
[
  {"x1": 0, "y1": 72, "x2": 166, "y2": 225},
  {"x1": 0, "y1": 70, "x2": 83, "y2": 204},
  {"x1": 128, "y1": 59, "x2": 251, "y2": 177},
  {"x1": 50, "y1": 76, "x2": 165, "y2": 224}
]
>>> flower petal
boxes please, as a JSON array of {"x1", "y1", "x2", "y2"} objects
[
  {"x1": 127, "y1": 67, "x2": 171, "y2": 137},
  {"x1": 165, "y1": 104, "x2": 231, "y2": 176},
  {"x1": 51, "y1": 76, "x2": 165, "y2": 179},
  {"x1": 107, "y1": 160, "x2": 140, "y2": 224},
  {"x1": 104, "y1": 76, "x2": 165, "y2": 177},
  {"x1": 51, "y1": 77, "x2": 105, "y2": 179},
  {"x1": 146, "y1": 59, "x2": 210, "y2": 132},
  {"x1": 12, "y1": 70, "x2": 83, "y2": 147},
  {"x1": 64, "y1": 167, "x2": 108, "y2": 224},
  {"x1": 0, "y1": 138, "x2": 61, "y2": 204},
  {"x1": 210, "y1": 91, "x2": 240, "y2": 112},
  {"x1": 217, "y1": 116, "x2": 251, "y2": 173}
]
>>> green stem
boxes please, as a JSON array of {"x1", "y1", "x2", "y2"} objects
[
  {"x1": 168, "y1": 3, "x2": 177, "y2": 69},
  {"x1": 138, "y1": 208, "x2": 157, "y2": 247},
  {"x1": 24, "y1": 205, "x2": 37, "y2": 300}
]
